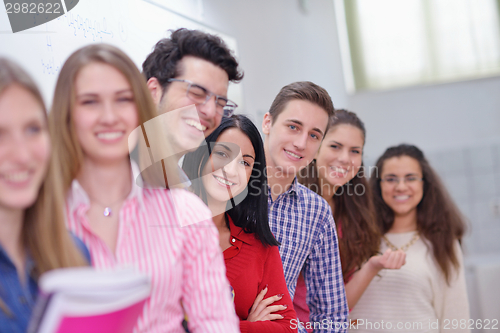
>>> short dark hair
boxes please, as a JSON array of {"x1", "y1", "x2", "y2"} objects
[
  {"x1": 142, "y1": 28, "x2": 243, "y2": 89},
  {"x1": 182, "y1": 115, "x2": 278, "y2": 247},
  {"x1": 268, "y1": 81, "x2": 335, "y2": 127}
]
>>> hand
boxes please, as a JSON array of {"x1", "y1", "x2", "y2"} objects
[
  {"x1": 368, "y1": 249, "x2": 406, "y2": 272},
  {"x1": 247, "y1": 286, "x2": 288, "y2": 322}
]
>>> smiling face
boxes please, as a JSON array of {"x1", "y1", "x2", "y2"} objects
[
  {"x1": 150, "y1": 56, "x2": 229, "y2": 139},
  {"x1": 380, "y1": 155, "x2": 424, "y2": 220},
  {"x1": 262, "y1": 99, "x2": 329, "y2": 178},
  {"x1": 0, "y1": 85, "x2": 50, "y2": 211},
  {"x1": 73, "y1": 62, "x2": 139, "y2": 164},
  {"x1": 316, "y1": 124, "x2": 364, "y2": 191},
  {"x1": 201, "y1": 128, "x2": 255, "y2": 205}
]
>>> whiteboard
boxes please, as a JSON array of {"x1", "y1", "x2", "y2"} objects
[{"x1": 0, "y1": 0, "x2": 243, "y2": 109}]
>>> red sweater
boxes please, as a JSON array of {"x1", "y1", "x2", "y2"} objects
[{"x1": 224, "y1": 216, "x2": 298, "y2": 333}]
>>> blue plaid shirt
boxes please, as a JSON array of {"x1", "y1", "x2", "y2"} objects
[{"x1": 268, "y1": 178, "x2": 348, "y2": 333}]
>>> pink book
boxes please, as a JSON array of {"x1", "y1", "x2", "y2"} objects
[{"x1": 28, "y1": 267, "x2": 151, "y2": 333}]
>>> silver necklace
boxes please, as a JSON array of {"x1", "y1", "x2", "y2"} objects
[{"x1": 89, "y1": 192, "x2": 130, "y2": 217}]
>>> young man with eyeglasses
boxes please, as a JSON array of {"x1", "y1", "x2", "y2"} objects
[
  {"x1": 143, "y1": 28, "x2": 242, "y2": 138},
  {"x1": 135, "y1": 28, "x2": 243, "y2": 333},
  {"x1": 141, "y1": 28, "x2": 243, "y2": 189},
  {"x1": 262, "y1": 82, "x2": 348, "y2": 332}
]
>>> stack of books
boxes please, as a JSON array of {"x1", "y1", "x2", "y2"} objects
[{"x1": 28, "y1": 267, "x2": 151, "y2": 333}]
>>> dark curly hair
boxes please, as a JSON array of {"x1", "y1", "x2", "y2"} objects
[{"x1": 142, "y1": 28, "x2": 243, "y2": 90}]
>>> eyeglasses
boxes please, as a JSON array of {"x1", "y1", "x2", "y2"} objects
[
  {"x1": 167, "y1": 78, "x2": 237, "y2": 117},
  {"x1": 380, "y1": 176, "x2": 423, "y2": 186}
]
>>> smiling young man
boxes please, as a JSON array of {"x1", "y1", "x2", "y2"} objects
[
  {"x1": 262, "y1": 82, "x2": 348, "y2": 332},
  {"x1": 143, "y1": 28, "x2": 242, "y2": 137},
  {"x1": 141, "y1": 28, "x2": 243, "y2": 188}
]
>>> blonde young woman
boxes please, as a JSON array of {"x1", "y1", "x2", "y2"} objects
[
  {"x1": 48, "y1": 44, "x2": 239, "y2": 332},
  {"x1": 0, "y1": 58, "x2": 88, "y2": 333}
]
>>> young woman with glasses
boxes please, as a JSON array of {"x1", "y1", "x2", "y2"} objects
[
  {"x1": 0, "y1": 58, "x2": 88, "y2": 333},
  {"x1": 294, "y1": 110, "x2": 405, "y2": 326},
  {"x1": 349, "y1": 144, "x2": 470, "y2": 332},
  {"x1": 48, "y1": 44, "x2": 239, "y2": 332},
  {"x1": 183, "y1": 114, "x2": 298, "y2": 332}
]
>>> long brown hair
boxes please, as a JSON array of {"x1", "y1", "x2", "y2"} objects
[
  {"x1": 48, "y1": 44, "x2": 158, "y2": 192},
  {"x1": 298, "y1": 109, "x2": 380, "y2": 282},
  {"x1": 0, "y1": 58, "x2": 87, "y2": 312},
  {"x1": 370, "y1": 144, "x2": 467, "y2": 284}
]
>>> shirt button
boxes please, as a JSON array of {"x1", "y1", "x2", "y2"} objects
[
  {"x1": 19, "y1": 296, "x2": 27, "y2": 304},
  {"x1": 231, "y1": 238, "x2": 236, "y2": 243}
]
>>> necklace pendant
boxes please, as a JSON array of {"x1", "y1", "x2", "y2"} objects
[{"x1": 103, "y1": 207, "x2": 112, "y2": 217}]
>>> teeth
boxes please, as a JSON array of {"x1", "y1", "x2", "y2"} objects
[
  {"x1": 394, "y1": 195, "x2": 410, "y2": 200},
  {"x1": 285, "y1": 150, "x2": 302, "y2": 159},
  {"x1": 3, "y1": 171, "x2": 29, "y2": 182},
  {"x1": 97, "y1": 132, "x2": 123, "y2": 140},
  {"x1": 214, "y1": 175, "x2": 235, "y2": 186},
  {"x1": 330, "y1": 166, "x2": 347, "y2": 175},
  {"x1": 185, "y1": 119, "x2": 207, "y2": 132}
]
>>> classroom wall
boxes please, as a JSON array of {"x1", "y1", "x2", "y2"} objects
[
  {"x1": 202, "y1": 0, "x2": 500, "y2": 162},
  {"x1": 201, "y1": 0, "x2": 349, "y2": 124},
  {"x1": 201, "y1": 0, "x2": 500, "y2": 256}
]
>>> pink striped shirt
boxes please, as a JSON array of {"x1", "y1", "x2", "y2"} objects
[{"x1": 65, "y1": 163, "x2": 240, "y2": 333}]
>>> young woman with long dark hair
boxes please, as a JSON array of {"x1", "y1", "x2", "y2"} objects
[
  {"x1": 183, "y1": 114, "x2": 298, "y2": 333},
  {"x1": 350, "y1": 144, "x2": 470, "y2": 332}
]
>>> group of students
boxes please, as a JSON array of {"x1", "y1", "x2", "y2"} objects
[{"x1": 0, "y1": 28, "x2": 470, "y2": 333}]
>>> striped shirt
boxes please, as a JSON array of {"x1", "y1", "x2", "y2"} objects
[
  {"x1": 66, "y1": 163, "x2": 239, "y2": 333},
  {"x1": 268, "y1": 178, "x2": 348, "y2": 333}
]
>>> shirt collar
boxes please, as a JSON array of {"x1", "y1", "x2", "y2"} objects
[
  {"x1": 227, "y1": 215, "x2": 256, "y2": 245},
  {"x1": 0, "y1": 244, "x2": 36, "y2": 276},
  {"x1": 288, "y1": 177, "x2": 299, "y2": 196},
  {"x1": 67, "y1": 160, "x2": 145, "y2": 212},
  {"x1": 267, "y1": 177, "x2": 299, "y2": 200}
]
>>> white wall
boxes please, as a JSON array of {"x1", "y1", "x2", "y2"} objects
[
  {"x1": 202, "y1": 0, "x2": 348, "y2": 123},
  {"x1": 202, "y1": 0, "x2": 500, "y2": 157},
  {"x1": 201, "y1": 0, "x2": 500, "y2": 254}
]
